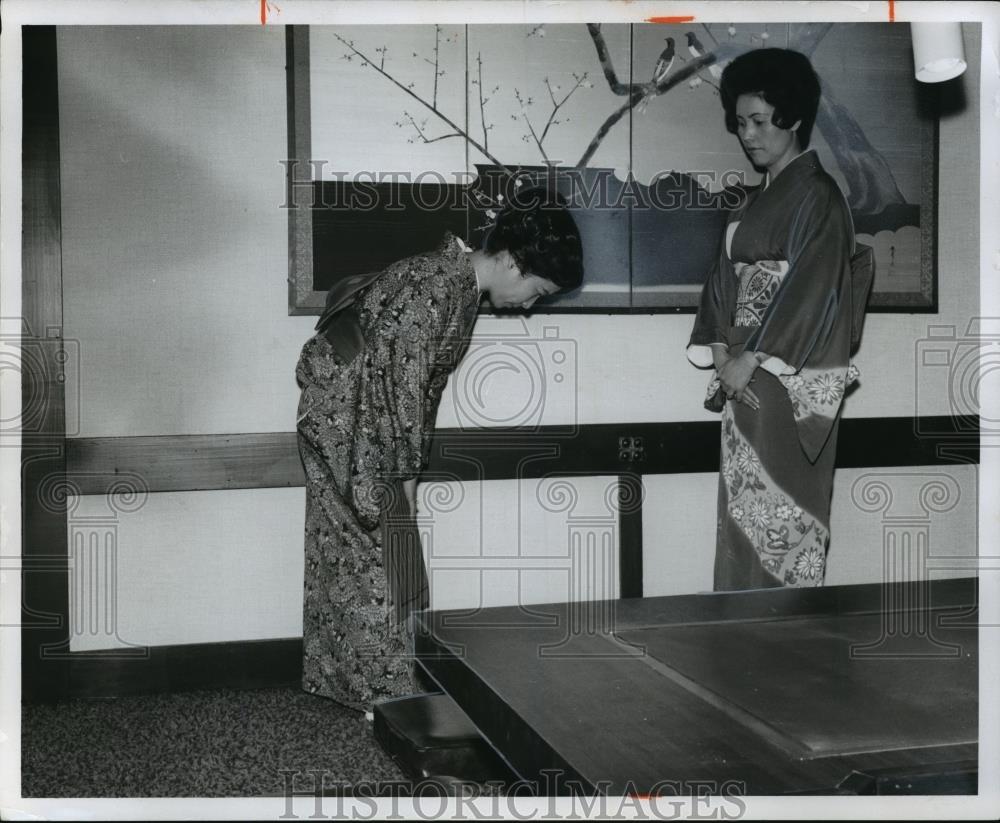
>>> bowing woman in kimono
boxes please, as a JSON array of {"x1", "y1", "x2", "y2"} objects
[
  {"x1": 295, "y1": 190, "x2": 583, "y2": 712},
  {"x1": 688, "y1": 48, "x2": 864, "y2": 591}
]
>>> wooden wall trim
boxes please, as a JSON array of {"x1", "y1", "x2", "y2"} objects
[
  {"x1": 22, "y1": 25, "x2": 71, "y2": 702},
  {"x1": 65, "y1": 433, "x2": 302, "y2": 494},
  {"x1": 286, "y1": 25, "x2": 320, "y2": 315},
  {"x1": 64, "y1": 415, "x2": 979, "y2": 495},
  {"x1": 618, "y1": 473, "x2": 644, "y2": 598}
]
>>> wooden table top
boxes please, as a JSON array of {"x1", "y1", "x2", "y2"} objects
[{"x1": 414, "y1": 577, "x2": 978, "y2": 795}]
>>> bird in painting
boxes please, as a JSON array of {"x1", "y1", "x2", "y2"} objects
[
  {"x1": 653, "y1": 37, "x2": 675, "y2": 84},
  {"x1": 686, "y1": 31, "x2": 721, "y2": 78},
  {"x1": 638, "y1": 37, "x2": 675, "y2": 114}
]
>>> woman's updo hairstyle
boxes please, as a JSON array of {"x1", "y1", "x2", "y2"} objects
[
  {"x1": 482, "y1": 185, "x2": 584, "y2": 291},
  {"x1": 720, "y1": 48, "x2": 821, "y2": 149}
]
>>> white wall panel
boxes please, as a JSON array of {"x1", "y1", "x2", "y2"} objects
[
  {"x1": 423, "y1": 476, "x2": 620, "y2": 611},
  {"x1": 641, "y1": 473, "x2": 718, "y2": 597},
  {"x1": 642, "y1": 465, "x2": 978, "y2": 597},
  {"x1": 57, "y1": 26, "x2": 301, "y2": 439},
  {"x1": 67, "y1": 488, "x2": 305, "y2": 651},
  {"x1": 68, "y1": 475, "x2": 624, "y2": 650},
  {"x1": 826, "y1": 466, "x2": 979, "y2": 587}
]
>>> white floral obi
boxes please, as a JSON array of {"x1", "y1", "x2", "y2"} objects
[{"x1": 734, "y1": 259, "x2": 789, "y2": 328}]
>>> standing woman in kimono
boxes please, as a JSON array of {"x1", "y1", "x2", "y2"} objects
[
  {"x1": 295, "y1": 190, "x2": 583, "y2": 711},
  {"x1": 688, "y1": 49, "x2": 861, "y2": 591}
]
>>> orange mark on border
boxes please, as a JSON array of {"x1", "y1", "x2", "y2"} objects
[
  {"x1": 261, "y1": 0, "x2": 267, "y2": 25},
  {"x1": 888, "y1": 0, "x2": 895, "y2": 22},
  {"x1": 646, "y1": 16, "x2": 696, "y2": 23}
]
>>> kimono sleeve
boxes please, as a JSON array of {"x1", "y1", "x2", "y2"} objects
[
  {"x1": 398, "y1": 287, "x2": 477, "y2": 475},
  {"x1": 388, "y1": 293, "x2": 474, "y2": 475},
  {"x1": 687, "y1": 225, "x2": 736, "y2": 368},
  {"x1": 747, "y1": 182, "x2": 855, "y2": 462},
  {"x1": 745, "y1": 182, "x2": 853, "y2": 371},
  {"x1": 347, "y1": 276, "x2": 457, "y2": 528}
]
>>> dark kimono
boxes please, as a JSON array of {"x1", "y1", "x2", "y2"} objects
[
  {"x1": 295, "y1": 233, "x2": 480, "y2": 711},
  {"x1": 688, "y1": 150, "x2": 858, "y2": 590}
]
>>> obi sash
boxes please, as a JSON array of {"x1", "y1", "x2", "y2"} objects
[{"x1": 314, "y1": 269, "x2": 385, "y2": 364}]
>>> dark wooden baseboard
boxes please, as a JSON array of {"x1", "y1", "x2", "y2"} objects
[{"x1": 63, "y1": 638, "x2": 302, "y2": 701}]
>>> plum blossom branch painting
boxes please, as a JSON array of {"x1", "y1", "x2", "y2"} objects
[{"x1": 287, "y1": 22, "x2": 937, "y2": 314}]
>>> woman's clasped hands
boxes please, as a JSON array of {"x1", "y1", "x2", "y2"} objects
[{"x1": 711, "y1": 345, "x2": 761, "y2": 411}]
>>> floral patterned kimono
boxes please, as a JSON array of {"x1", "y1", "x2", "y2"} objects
[
  {"x1": 688, "y1": 150, "x2": 858, "y2": 590},
  {"x1": 295, "y1": 233, "x2": 480, "y2": 711}
]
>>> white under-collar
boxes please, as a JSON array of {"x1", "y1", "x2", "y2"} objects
[{"x1": 453, "y1": 235, "x2": 481, "y2": 292}]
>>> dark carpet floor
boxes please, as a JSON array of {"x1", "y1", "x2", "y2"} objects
[{"x1": 21, "y1": 686, "x2": 407, "y2": 797}]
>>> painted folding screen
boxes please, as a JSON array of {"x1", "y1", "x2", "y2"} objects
[{"x1": 288, "y1": 23, "x2": 936, "y2": 314}]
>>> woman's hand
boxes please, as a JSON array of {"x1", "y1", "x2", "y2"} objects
[
  {"x1": 710, "y1": 343, "x2": 731, "y2": 371},
  {"x1": 717, "y1": 351, "x2": 761, "y2": 410}
]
